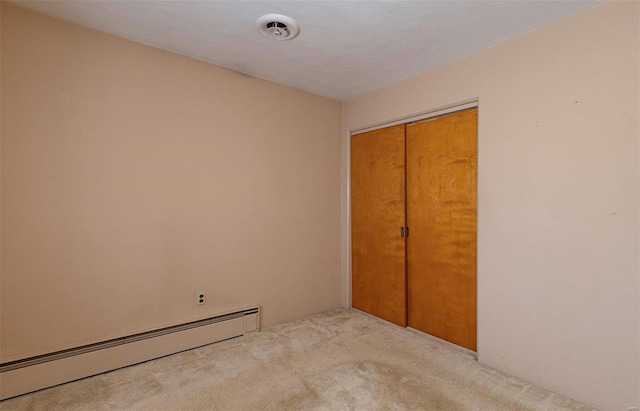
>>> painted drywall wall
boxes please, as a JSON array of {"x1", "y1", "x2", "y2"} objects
[
  {"x1": 343, "y1": 2, "x2": 639, "y2": 410},
  {"x1": 0, "y1": 3, "x2": 342, "y2": 362}
]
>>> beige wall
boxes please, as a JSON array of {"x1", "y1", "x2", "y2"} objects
[
  {"x1": 0, "y1": 3, "x2": 342, "y2": 362},
  {"x1": 343, "y1": 2, "x2": 639, "y2": 410}
]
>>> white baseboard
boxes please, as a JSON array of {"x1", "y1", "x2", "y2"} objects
[{"x1": 1, "y1": 308, "x2": 259, "y2": 400}]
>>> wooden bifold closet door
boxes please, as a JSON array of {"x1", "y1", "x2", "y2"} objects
[
  {"x1": 351, "y1": 124, "x2": 407, "y2": 327},
  {"x1": 406, "y1": 109, "x2": 477, "y2": 351},
  {"x1": 351, "y1": 109, "x2": 477, "y2": 351}
]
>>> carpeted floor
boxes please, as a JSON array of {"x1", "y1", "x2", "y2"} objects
[{"x1": 0, "y1": 309, "x2": 592, "y2": 411}]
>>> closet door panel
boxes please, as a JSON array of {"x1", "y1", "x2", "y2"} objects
[
  {"x1": 351, "y1": 125, "x2": 406, "y2": 327},
  {"x1": 406, "y1": 109, "x2": 477, "y2": 350}
]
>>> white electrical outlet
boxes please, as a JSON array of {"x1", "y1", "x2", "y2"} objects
[{"x1": 197, "y1": 292, "x2": 206, "y2": 305}]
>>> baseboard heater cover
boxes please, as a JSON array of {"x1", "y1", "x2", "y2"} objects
[{"x1": 0, "y1": 306, "x2": 260, "y2": 400}]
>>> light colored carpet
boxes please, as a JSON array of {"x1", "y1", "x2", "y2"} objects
[{"x1": 0, "y1": 309, "x2": 592, "y2": 411}]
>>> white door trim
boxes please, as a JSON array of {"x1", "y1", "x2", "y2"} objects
[{"x1": 351, "y1": 99, "x2": 478, "y2": 136}]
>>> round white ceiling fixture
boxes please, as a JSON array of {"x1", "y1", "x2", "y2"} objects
[{"x1": 255, "y1": 14, "x2": 300, "y2": 41}]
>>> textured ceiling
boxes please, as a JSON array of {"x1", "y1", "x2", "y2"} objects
[{"x1": 13, "y1": 0, "x2": 604, "y2": 101}]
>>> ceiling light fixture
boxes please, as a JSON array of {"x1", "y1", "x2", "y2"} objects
[{"x1": 255, "y1": 14, "x2": 300, "y2": 41}]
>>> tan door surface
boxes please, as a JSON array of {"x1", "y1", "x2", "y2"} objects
[
  {"x1": 351, "y1": 124, "x2": 407, "y2": 327},
  {"x1": 406, "y1": 109, "x2": 477, "y2": 350}
]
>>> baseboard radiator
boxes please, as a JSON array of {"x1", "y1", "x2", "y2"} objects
[{"x1": 0, "y1": 306, "x2": 260, "y2": 400}]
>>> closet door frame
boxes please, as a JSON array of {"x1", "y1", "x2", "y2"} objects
[{"x1": 347, "y1": 99, "x2": 478, "y2": 341}]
